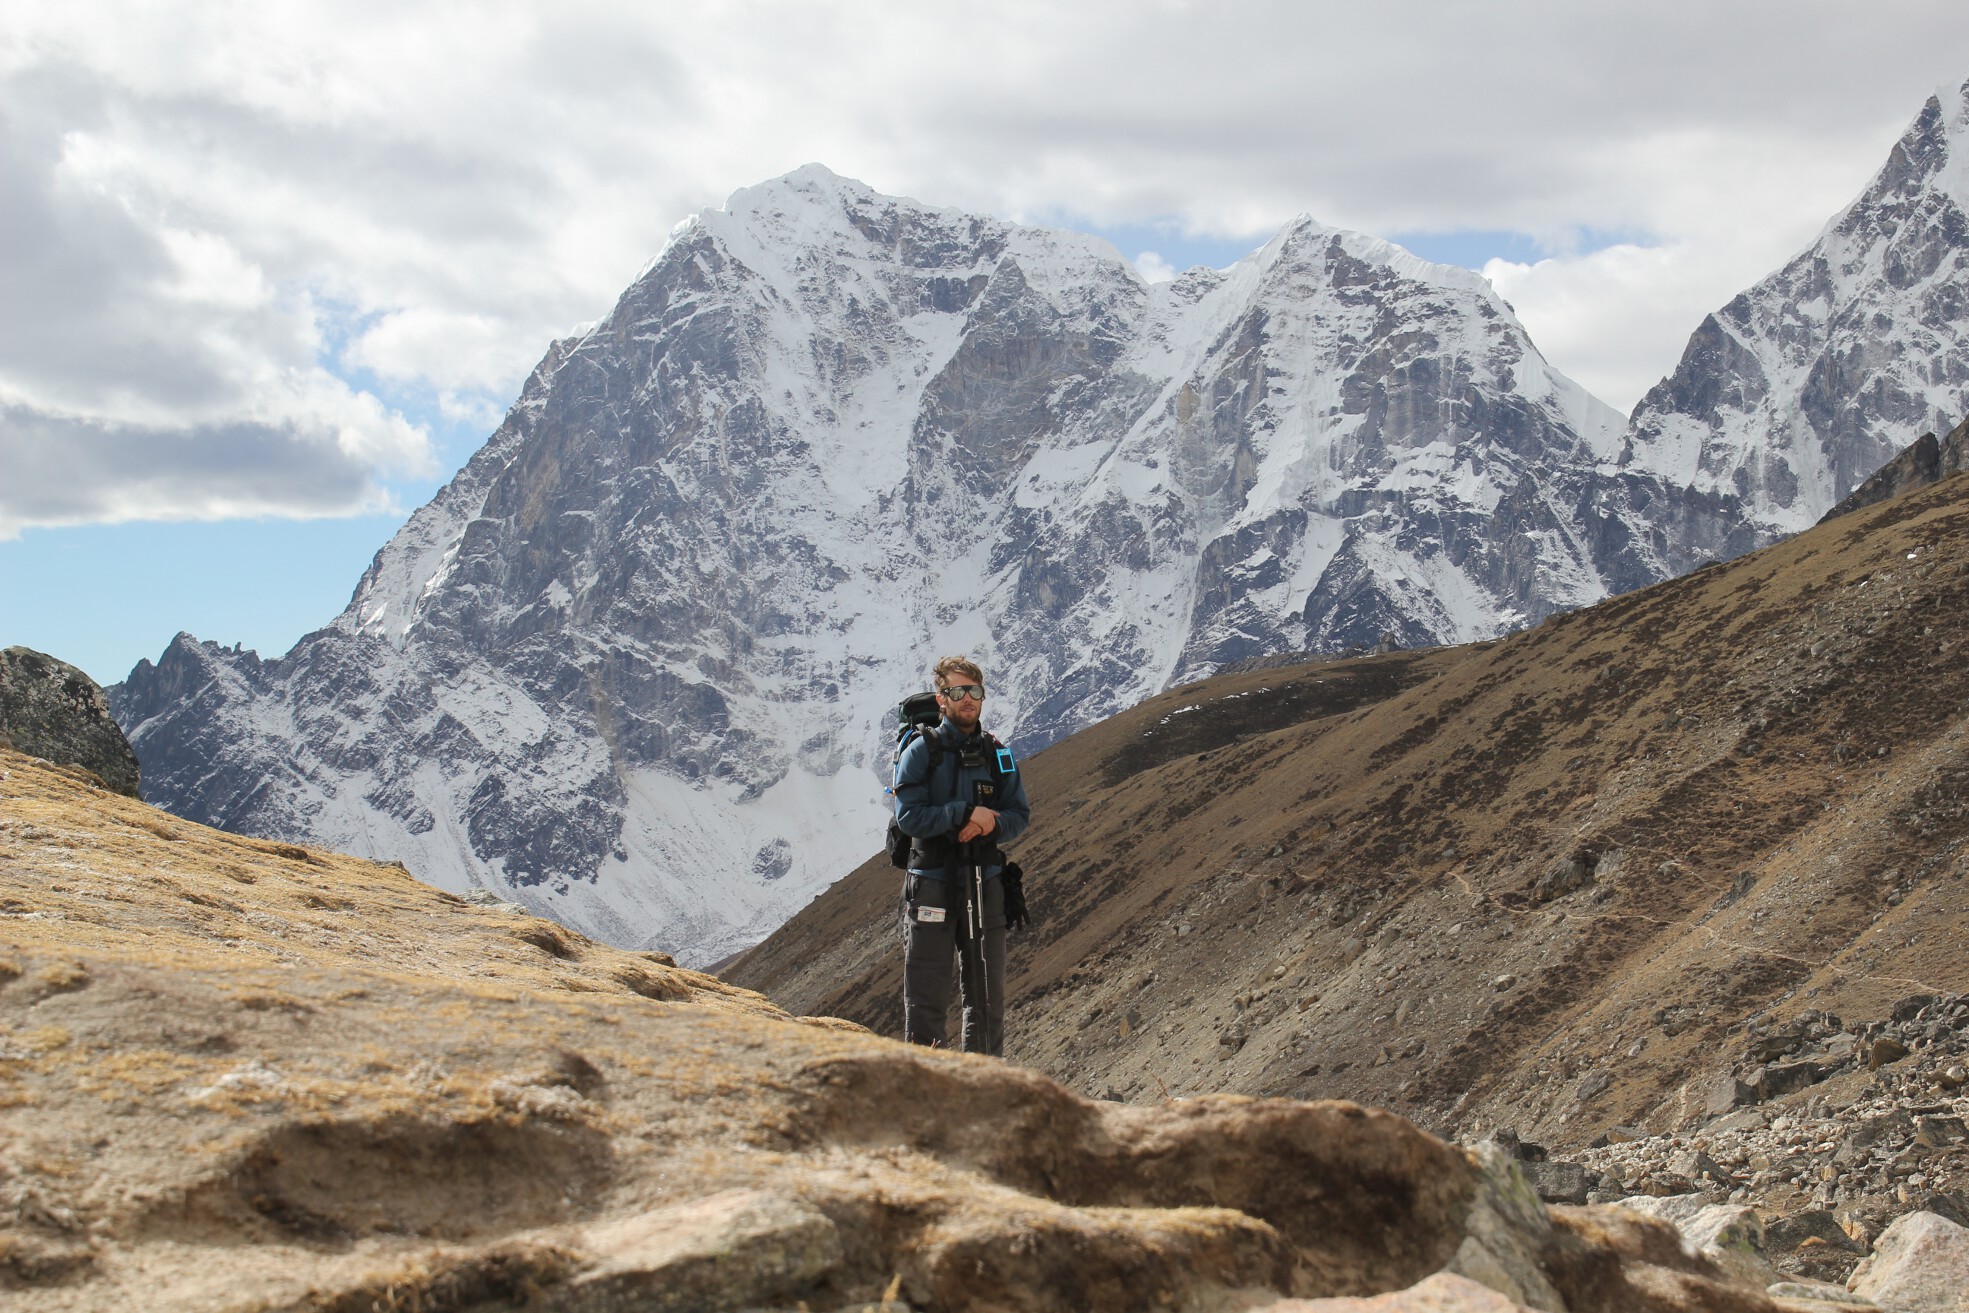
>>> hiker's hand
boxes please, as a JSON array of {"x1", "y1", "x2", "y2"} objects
[{"x1": 958, "y1": 807, "x2": 998, "y2": 843}]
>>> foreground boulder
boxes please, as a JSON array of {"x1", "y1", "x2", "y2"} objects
[{"x1": 1848, "y1": 1210, "x2": 1969, "y2": 1311}]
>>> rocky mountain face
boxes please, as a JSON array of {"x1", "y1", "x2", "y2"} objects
[
  {"x1": 106, "y1": 76, "x2": 1969, "y2": 968},
  {"x1": 1621, "y1": 75, "x2": 1969, "y2": 554},
  {"x1": 1, "y1": 747, "x2": 1842, "y2": 1313},
  {"x1": 729, "y1": 470, "x2": 1969, "y2": 1191},
  {"x1": 111, "y1": 166, "x2": 1681, "y2": 965},
  {"x1": 0, "y1": 646, "x2": 140, "y2": 797}
]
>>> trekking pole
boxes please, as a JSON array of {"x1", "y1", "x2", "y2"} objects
[{"x1": 965, "y1": 838, "x2": 989, "y2": 1053}]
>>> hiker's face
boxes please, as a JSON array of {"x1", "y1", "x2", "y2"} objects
[{"x1": 937, "y1": 677, "x2": 984, "y2": 729}]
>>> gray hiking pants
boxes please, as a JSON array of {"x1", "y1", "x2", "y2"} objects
[{"x1": 901, "y1": 870, "x2": 1007, "y2": 1055}]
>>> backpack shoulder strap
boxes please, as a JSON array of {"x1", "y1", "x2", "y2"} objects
[{"x1": 899, "y1": 724, "x2": 947, "y2": 790}]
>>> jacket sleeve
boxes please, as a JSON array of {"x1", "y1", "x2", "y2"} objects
[
  {"x1": 992, "y1": 752, "x2": 1032, "y2": 846},
  {"x1": 893, "y1": 737, "x2": 966, "y2": 839}
]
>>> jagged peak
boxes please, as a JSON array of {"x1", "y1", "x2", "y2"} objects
[
  {"x1": 1810, "y1": 72, "x2": 1969, "y2": 250},
  {"x1": 1251, "y1": 212, "x2": 1506, "y2": 305},
  {"x1": 709, "y1": 163, "x2": 997, "y2": 254},
  {"x1": 1932, "y1": 71, "x2": 1969, "y2": 205}
]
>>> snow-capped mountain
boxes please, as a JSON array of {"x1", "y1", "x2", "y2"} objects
[
  {"x1": 107, "y1": 167, "x2": 1703, "y2": 964},
  {"x1": 1623, "y1": 75, "x2": 1969, "y2": 546}
]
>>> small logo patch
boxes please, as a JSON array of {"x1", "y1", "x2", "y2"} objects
[
  {"x1": 995, "y1": 747, "x2": 1016, "y2": 773},
  {"x1": 915, "y1": 905, "x2": 947, "y2": 924}
]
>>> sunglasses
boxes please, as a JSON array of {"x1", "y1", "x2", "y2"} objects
[{"x1": 938, "y1": 684, "x2": 985, "y2": 702}]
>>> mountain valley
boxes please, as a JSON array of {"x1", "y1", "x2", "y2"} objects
[{"x1": 730, "y1": 454, "x2": 1969, "y2": 1192}]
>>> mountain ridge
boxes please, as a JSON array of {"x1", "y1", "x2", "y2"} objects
[
  {"x1": 109, "y1": 164, "x2": 1682, "y2": 964},
  {"x1": 1621, "y1": 76, "x2": 1969, "y2": 544},
  {"x1": 105, "y1": 75, "x2": 1969, "y2": 965}
]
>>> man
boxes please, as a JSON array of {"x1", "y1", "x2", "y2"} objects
[{"x1": 892, "y1": 655, "x2": 1031, "y2": 1055}]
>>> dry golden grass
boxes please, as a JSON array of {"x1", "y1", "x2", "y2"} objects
[
  {"x1": 0, "y1": 748, "x2": 783, "y2": 1020},
  {"x1": 0, "y1": 552, "x2": 1925, "y2": 1313}
]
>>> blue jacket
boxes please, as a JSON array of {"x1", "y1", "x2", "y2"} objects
[{"x1": 893, "y1": 719, "x2": 1031, "y2": 879}]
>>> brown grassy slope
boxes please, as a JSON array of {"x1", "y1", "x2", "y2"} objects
[
  {"x1": 727, "y1": 472, "x2": 1969, "y2": 1151},
  {"x1": 1, "y1": 751, "x2": 1780, "y2": 1313}
]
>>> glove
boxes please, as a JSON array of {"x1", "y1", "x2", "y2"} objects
[{"x1": 1001, "y1": 861, "x2": 1031, "y2": 931}]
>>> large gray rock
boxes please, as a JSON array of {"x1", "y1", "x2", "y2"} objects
[
  {"x1": 1617, "y1": 1196, "x2": 1779, "y2": 1291},
  {"x1": 1615, "y1": 1193, "x2": 1713, "y2": 1227},
  {"x1": 1444, "y1": 1144, "x2": 1568, "y2": 1313},
  {"x1": 1767, "y1": 1210, "x2": 1868, "y2": 1260},
  {"x1": 1524, "y1": 1160, "x2": 1590, "y2": 1206},
  {"x1": 0, "y1": 646, "x2": 140, "y2": 796},
  {"x1": 1820, "y1": 415, "x2": 1969, "y2": 523},
  {"x1": 1681, "y1": 1204, "x2": 1780, "y2": 1290},
  {"x1": 1848, "y1": 1211, "x2": 1969, "y2": 1312}
]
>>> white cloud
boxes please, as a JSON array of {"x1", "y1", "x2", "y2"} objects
[
  {"x1": 342, "y1": 308, "x2": 533, "y2": 394},
  {"x1": 1477, "y1": 120, "x2": 1898, "y2": 412},
  {"x1": 1134, "y1": 251, "x2": 1178, "y2": 284},
  {"x1": 0, "y1": 56, "x2": 435, "y2": 535},
  {"x1": 5, "y1": 1, "x2": 1969, "y2": 531},
  {"x1": 436, "y1": 389, "x2": 508, "y2": 434}
]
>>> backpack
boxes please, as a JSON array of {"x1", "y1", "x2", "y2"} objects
[{"x1": 883, "y1": 692, "x2": 1011, "y2": 869}]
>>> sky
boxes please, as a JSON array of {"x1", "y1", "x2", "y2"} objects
[{"x1": 5, "y1": 2, "x2": 1969, "y2": 686}]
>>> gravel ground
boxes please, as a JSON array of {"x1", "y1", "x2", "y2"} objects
[{"x1": 1511, "y1": 992, "x2": 1969, "y2": 1283}]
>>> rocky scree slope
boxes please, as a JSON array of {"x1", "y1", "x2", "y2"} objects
[
  {"x1": 1531, "y1": 989, "x2": 1969, "y2": 1288},
  {"x1": 109, "y1": 164, "x2": 1676, "y2": 968},
  {"x1": 730, "y1": 470, "x2": 1969, "y2": 1171},
  {"x1": 1446, "y1": 987, "x2": 1969, "y2": 1292},
  {"x1": 0, "y1": 749, "x2": 1825, "y2": 1313}
]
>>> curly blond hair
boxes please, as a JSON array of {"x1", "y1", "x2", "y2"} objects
[{"x1": 933, "y1": 655, "x2": 983, "y2": 689}]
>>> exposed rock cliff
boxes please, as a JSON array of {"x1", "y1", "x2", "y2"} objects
[{"x1": 1820, "y1": 413, "x2": 1969, "y2": 522}]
